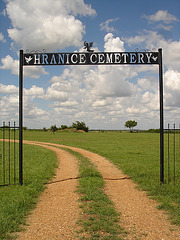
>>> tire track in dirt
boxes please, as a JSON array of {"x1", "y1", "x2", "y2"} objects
[
  {"x1": 17, "y1": 142, "x2": 81, "y2": 240},
  {"x1": 28, "y1": 141, "x2": 180, "y2": 240}
]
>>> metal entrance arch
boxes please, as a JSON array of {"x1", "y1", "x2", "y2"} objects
[{"x1": 19, "y1": 48, "x2": 164, "y2": 184}]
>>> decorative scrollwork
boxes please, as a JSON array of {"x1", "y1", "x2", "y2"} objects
[
  {"x1": 25, "y1": 49, "x2": 46, "y2": 53},
  {"x1": 151, "y1": 48, "x2": 157, "y2": 52},
  {"x1": 135, "y1": 48, "x2": 157, "y2": 52}
]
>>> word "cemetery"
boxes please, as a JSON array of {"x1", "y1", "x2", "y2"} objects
[{"x1": 24, "y1": 52, "x2": 159, "y2": 66}]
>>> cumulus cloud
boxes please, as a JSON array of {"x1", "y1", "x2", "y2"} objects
[
  {"x1": 155, "y1": 24, "x2": 173, "y2": 31},
  {"x1": 104, "y1": 33, "x2": 125, "y2": 52},
  {"x1": 92, "y1": 98, "x2": 113, "y2": 108},
  {"x1": 0, "y1": 55, "x2": 49, "y2": 78},
  {"x1": 39, "y1": 34, "x2": 144, "y2": 128},
  {"x1": 142, "y1": 10, "x2": 178, "y2": 32},
  {"x1": 143, "y1": 10, "x2": 178, "y2": 24},
  {"x1": 0, "y1": 32, "x2": 6, "y2": 42},
  {"x1": 100, "y1": 18, "x2": 119, "y2": 33},
  {"x1": 45, "y1": 82, "x2": 69, "y2": 101},
  {"x1": 0, "y1": 95, "x2": 19, "y2": 121},
  {"x1": 24, "y1": 85, "x2": 44, "y2": 97},
  {"x1": 137, "y1": 77, "x2": 157, "y2": 92},
  {"x1": 123, "y1": 30, "x2": 180, "y2": 71},
  {"x1": 164, "y1": 69, "x2": 180, "y2": 107},
  {"x1": 5, "y1": 0, "x2": 96, "y2": 51},
  {"x1": 123, "y1": 30, "x2": 165, "y2": 48},
  {"x1": 24, "y1": 66, "x2": 49, "y2": 79},
  {"x1": 85, "y1": 66, "x2": 136, "y2": 98},
  {"x1": 0, "y1": 84, "x2": 18, "y2": 94},
  {"x1": 1, "y1": 19, "x2": 179, "y2": 129},
  {"x1": 25, "y1": 107, "x2": 48, "y2": 119},
  {"x1": 37, "y1": 32, "x2": 179, "y2": 129},
  {"x1": 161, "y1": 40, "x2": 180, "y2": 71},
  {"x1": 0, "y1": 55, "x2": 18, "y2": 75}
]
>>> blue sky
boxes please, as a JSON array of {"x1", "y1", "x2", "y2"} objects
[{"x1": 0, "y1": 0, "x2": 180, "y2": 129}]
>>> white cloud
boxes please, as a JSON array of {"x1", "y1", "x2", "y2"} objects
[
  {"x1": 0, "y1": 55, "x2": 49, "y2": 78},
  {"x1": 161, "y1": 40, "x2": 180, "y2": 71},
  {"x1": 1, "y1": 29, "x2": 179, "y2": 129},
  {"x1": 0, "y1": 84, "x2": 18, "y2": 94},
  {"x1": 165, "y1": 69, "x2": 180, "y2": 91},
  {"x1": 143, "y1": 10, "x2": 178, "y2": 24},
  {"x1": 54, "y1": 100, "x2": 78, "y2": 109},
  {"x1": 85, "y1": 66, "x2": 136, "y2": 98},
  {"x1": 100, "y1": 18, "x2": 119, "y2": 33},
  {"x1": 92, "y1": 98, "x2": 113, "y2": 108},
  {"x1": 41, "y1": 33, "x2": 166, "y2": 129},
  {"x1": 45, "y1": 82, "x2": 69, "y2": 101},
  {"x1": 38, "y1": 34, "x2": 146, "y2": 129},
  {"x1": 0, "y1": 32, "x2": 6, "y2": 43},
  {"x1": 123, "y1": 31, "x2": 180, "y2": 71},
  {"x1": 123, "y1": 30, "x2": 165, "y2": 48},
  {"x1": 104, "y1": 33, "x2": 125, "y2": 52},
  {"x1": 137, "y1": 77, "x2": 157, "y2": 92},
  {"x1": 0, "y1": 83, "x2": 52, "y2": 126},
  {"x1": 0, "y1": 95, "x2": 19, "y2": 121},
  {"x1": 123, "y1": 34, "x2": 147, "y2": 46},
  {"x1": 25, "y1": 107, "x2": 48, "y2": 119},
  {"x1": 0, "y1": 55, "x2": 18, "y2": 75},
  {"x1": 155, "y1": 24, "x2": 173, "y2": 31},
  {"x1": 0, "y1": 9, "x2": 6, "y2": 16},
  {"x1": 5, "y1": 0, "x2": 96, "y2": 51},
  {"x1": 24, "y1": 66, "x2": 49, "y2": 79},
  {"x1": 24, "y1": 85, "x2": 44, "y2": 97},
  {"x1": 164, "y1": 69, "x2": 180, "y2": 108}
]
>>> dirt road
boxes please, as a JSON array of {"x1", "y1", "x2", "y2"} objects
[{"x1": 17, "y1": 141, "x2": 180, "y2": 239}]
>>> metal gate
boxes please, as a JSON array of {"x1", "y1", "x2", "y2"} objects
[
  {"x1": 164, "y1": 123, "x2": 180, "y2": 185},
  {"x1": 0, "y1": 122, "x2": 19, "y2": 186}
]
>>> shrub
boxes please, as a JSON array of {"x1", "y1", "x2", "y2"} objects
[{"x1": 71, "y1": 121, "x2": 89, "y2": 132}]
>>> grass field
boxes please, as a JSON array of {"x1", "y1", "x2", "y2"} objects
[
  {"x1": 22, "y1": 130, "x2": 180, "y2": 224},
  {"x1": 0, "y1": 130, "x2": 179, "y2": 239},
  {"x1": 0, "y1": 143, "x2": 57, "y2": 239}
]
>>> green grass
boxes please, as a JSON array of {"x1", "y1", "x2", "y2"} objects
[
  {"x1": 0, "y1": 144, "x2": 57, "y2": 239},
  {"x1": 0, "y1": 141, "x2": 19, "y2": 186},
  {"x1": 0, "y1": 130, "x2": 179, "y2": 239},
  {"x1": 20, "y1": 130, "x2": 180, "y2": 225},
  {"x1": 65, "y1": 149, "x2": 125, "y2": 240}
]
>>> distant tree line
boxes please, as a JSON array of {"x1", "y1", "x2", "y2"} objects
[{"x1": 21, "y1": 120, "x2": 163, "y2": 133}]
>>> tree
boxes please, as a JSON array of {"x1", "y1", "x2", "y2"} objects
[
  {"x1": 50, "y1": 125, "x2": 58, "y2": 133},
  {"x1": 43, "y1": 127, "x2": 48, "y2": 132},
  {"x1": 61, "y1": 125, "x2": 68, "y2": 130},
  {"x1": 71, "y1": 121, "x2": 89, "y2": 132},
  {"x1": 125, "y1": 120, "x2": 137, "y2": 132}
]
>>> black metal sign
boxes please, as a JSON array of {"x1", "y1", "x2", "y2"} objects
[{"x1": 23, "y1": 52, "x2": 159, "y2": 66}]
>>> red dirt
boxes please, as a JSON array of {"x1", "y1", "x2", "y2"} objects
[{"x1": 16, "y1": 141, "x2": 180, "y2": 239}]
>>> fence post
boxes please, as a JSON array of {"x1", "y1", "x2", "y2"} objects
[
  {"x1": 14, "y1": 122, "x2": 16, "y2": 184},
  {"x1": 173, "y1": 124, "x2": 175, "y2": 185},
  {"x1": 9, "y1": 121, "x2": 11, "y2": 184},
  {"x1": 3, "y1": 122, "x2": 5, "y2": 185},
  {"x1": 168, "y1": 124, "x2": 170, "y2": 183}
]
